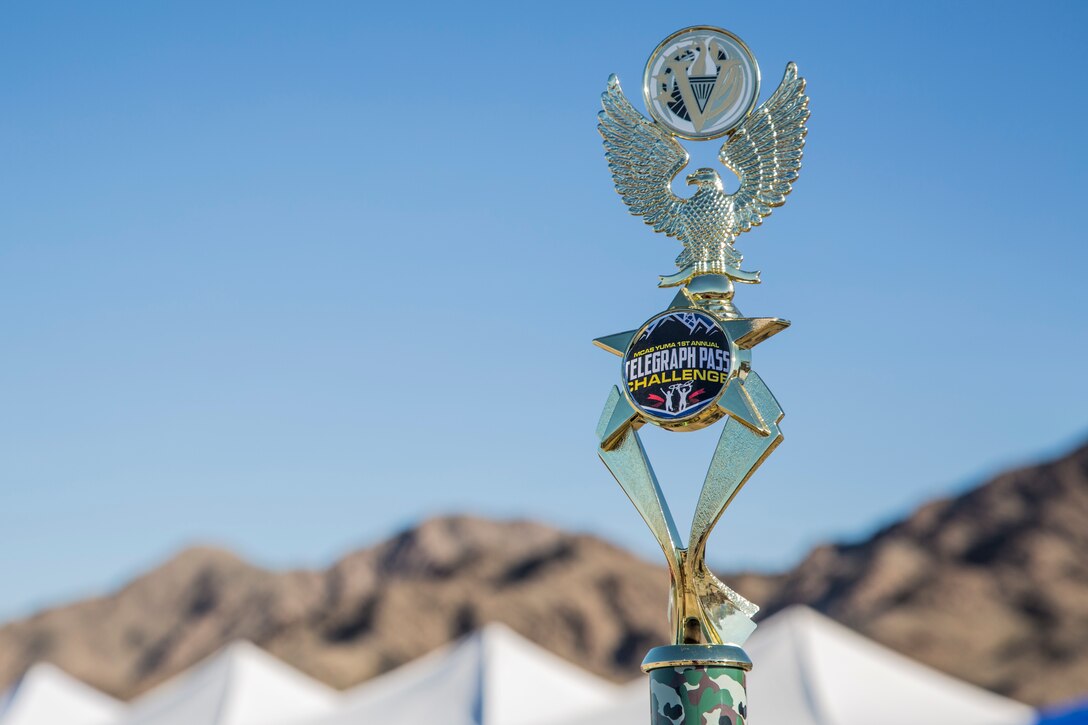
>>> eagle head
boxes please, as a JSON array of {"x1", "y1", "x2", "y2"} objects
[{"x1": 685, "y1": 168, "x2": 724, "y2": 192}]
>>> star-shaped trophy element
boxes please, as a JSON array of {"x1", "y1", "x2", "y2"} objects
[{"x1": 594, "y1": 284, "x2": 787, "y2": 646}]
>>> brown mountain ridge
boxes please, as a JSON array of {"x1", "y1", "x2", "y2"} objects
[{"x1": 1, "y1": 439, "x2": 1086, "y2": 707}]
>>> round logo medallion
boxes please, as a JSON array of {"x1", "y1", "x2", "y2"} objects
[
  {"x1": 623, "y1": 310, "x2": 732, "y2": 424},
  {"x1": 642, "y1": 26, "x2": 760, "y2": 140}
]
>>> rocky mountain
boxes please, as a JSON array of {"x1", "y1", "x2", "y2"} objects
[
  {"x1": 760, "y1": 438, "x2": 1088, "y2": 706},
  {"x1": 0, "y1": 439, "x2": 1085, "y2": 707},
  {"x1": 0, "y1": 516, "x2": 676, "y2": 700}
]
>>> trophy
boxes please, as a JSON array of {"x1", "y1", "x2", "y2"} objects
[{"x1": 594, "y1": 26, "x2": 808, "y2": 724}]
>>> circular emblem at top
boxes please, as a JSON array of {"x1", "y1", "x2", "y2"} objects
[
  {"x1": 622, "y1": 310, "x2": 732, "y2": 429},
  {"x1": 642, "y1": 26, "x2": 761, "y2": 140}
]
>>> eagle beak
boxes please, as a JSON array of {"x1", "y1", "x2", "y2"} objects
[{"x1": 685, "y1": 173, "x2": 699, "y2": 185}]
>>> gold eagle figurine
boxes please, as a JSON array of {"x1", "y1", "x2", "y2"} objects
[{"x1": 599, "y1": 63, "x2": 809, "y2": 288}]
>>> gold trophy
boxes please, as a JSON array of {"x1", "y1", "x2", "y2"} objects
[{"x1": 594, "y1": 25, "x2": 808, "y2": 724}]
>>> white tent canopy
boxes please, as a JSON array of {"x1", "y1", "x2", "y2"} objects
[
  {"x1": 743, "y1": 606, "x2": 1036, "y2": 725},
  {"x1": 0, "y1": 662, "x2": 122, "y2": 725},
  {"x1": 0, "y1": 608, "x2": 1038, "y2": 725},
  {"x1": 557, "y1": 679, "x2": 648, "y2": 725},
  {"x1": 551, "y1": 606, "x2": 1035, "y2": 725},
  {"x1": 303, "y1": 624, "x2": 623, "y2": 725},
  {"x1": 119, "y1": 641, "x2": 338, "y2": 725}
]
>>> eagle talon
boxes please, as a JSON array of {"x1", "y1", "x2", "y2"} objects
[{"x1": 658, "y1": 266, "x2": 696, "y2": 288}]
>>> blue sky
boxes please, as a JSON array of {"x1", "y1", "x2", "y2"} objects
[{"x1": 1, "y1": 1, "x2": 1086, "y2": 621}]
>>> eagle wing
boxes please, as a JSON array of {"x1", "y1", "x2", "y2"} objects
[
  {"x1": 599, "y1": 75, "x2": 690, "y2": 240},
  {"x1": 720, "y1": 62, "x2": 809, "y2": 234}
]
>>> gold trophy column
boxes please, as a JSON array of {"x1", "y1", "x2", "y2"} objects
[{"x1": 593, "y1": 24, "x2": 809, "y2": 725}]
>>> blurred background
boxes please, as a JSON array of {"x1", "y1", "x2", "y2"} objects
[{"x1": 1, "y1": 1, "x2": 1086, "y2": 723}]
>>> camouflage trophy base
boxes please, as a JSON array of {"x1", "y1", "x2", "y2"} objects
[{"x1": 643, "y1": 645, "x2": 751, "y2": 725}]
